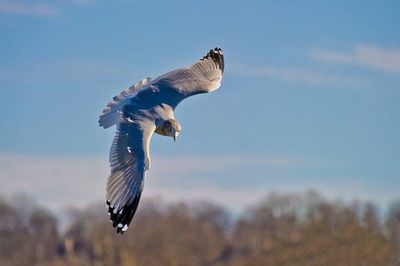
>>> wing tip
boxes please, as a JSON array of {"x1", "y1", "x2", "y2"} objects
[
  {"x1": 201, "y1": 47, "x2": 224, "y2": 73},
  {"x1": 106, "y1": 192, "x2": 142, "y2": 234}
]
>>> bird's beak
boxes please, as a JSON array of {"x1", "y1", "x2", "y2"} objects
[{"x1": 174, "y1": 132, "x2": 179, "y2": 142}]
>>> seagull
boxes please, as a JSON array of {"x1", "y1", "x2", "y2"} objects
[{"x1": 98, "y1": 48, "x2": 224, "y2": 233}]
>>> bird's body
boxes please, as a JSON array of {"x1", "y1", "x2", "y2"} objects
[{"x1": 99, "y1": 48, "x2": 224, "y2": 233}]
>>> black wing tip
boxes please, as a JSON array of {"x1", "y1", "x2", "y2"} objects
[
  {"x1": 201, "y1": 47, "x2": 224, "y2": 73},
  {"x1": 106, "y1": 193, "x2": 142, "y2": 234}
]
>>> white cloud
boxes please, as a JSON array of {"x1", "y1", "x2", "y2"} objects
[
  {"x1": 0, "y1": 153, "x2": 395, "y2": 213},
  {"x1": 310, "y1": 45, "x2": 400, "y2": 74},
  {"x1": 151, "y1": 154, "x2": 327, "y2": 177},
  {"x1": 0, "y1": 1, "x2": 59, "y2": 17},
  {"x1": 0, "y1": 153, "x2": 329, "y2": 210},
  {"x1": 230, "y1": 63, "x2": 368, "y2": 88},
  {"x1": 231, "y1": 45, "x2": 400, "y2": 88}
]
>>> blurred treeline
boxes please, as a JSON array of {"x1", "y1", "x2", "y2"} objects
[{"x1": 1, "y1": 192, "x2": 400, "y2": 266}]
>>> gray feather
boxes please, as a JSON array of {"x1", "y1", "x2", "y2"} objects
[{"x1": 105, "y1": 119, "x2": 155, "y2": 233}]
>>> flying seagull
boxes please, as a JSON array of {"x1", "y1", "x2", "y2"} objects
[{"x1": 98, "y1": 48, "x2": 224, "y2": 233}]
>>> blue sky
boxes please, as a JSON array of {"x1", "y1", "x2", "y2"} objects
[{"x1": 0, "y1": 0, "x2": 399, "y2": 212}]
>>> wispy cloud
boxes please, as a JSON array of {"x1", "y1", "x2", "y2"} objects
[
  {"x1": 0, "y1": 153, "x2": 395, "y2": 213},
  {"x1": 310, "y1": 45, "x2": 400, "y2": 74},
  {"x1": 68, "y1": 0, "x2": 95, "y2": 6},
  {"x1": 230, "y1": 63, "x2": 368, "y2": 88},
  {"x1": 0, "y1": 153, "x2": 336, "y2": 212},
  {"x1": 0, "y1": 1, "x2": 59, "y2": 17},
  {"x1": 152, "y1": 154, "x2": 329, "y2": 177}
]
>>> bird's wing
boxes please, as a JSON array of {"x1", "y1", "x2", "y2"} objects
[
  {"x1": 149, "y1": 47, "x2": 224, "y2": 108},
  {"x1": 99, "y1": 77, "x2": 152, "y2": 129},
  {"x1": 105, "y1": 118, "x2": 155, "y2": 233},
  {"x1": 98, "y1": 48, "x2": 224, "y2": 127}
]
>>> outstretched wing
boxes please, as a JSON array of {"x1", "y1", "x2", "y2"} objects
[
  {"x1": 148, "y1": 47, "x2": 224, "y2": 108},
  {"x1": 106, "y1": 119, "x2": 155, "y2": 233},
  {"x1": 98, "y1": 48, "x2": 224, "y2": 127}
]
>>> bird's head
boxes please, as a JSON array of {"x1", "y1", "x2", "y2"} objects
[{"x1": 164, "y1": 119, "x2": 181, "y2": 142}]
